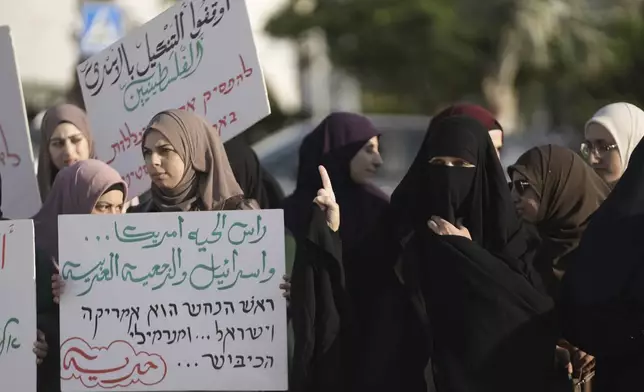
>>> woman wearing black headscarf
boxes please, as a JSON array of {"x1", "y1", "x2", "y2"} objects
[
  {"x1": 286, "y1": 112, "x2": 389, "y2": 392},
  {"x1": 362, "y1": 116, "x2": 554, "y2": 392},
  {"x1": 283, "y1": 112, "x2": 388, "y2": 247},
  {"x1": 261, "y1": 167, "x2": 285, "y2": 208},
  {"x1": 561, "y1": 137, "x2": 644, "y2": 391},
  {"x1": 223, "y1": 135, "x2": 287, "y2": 209},
  {"x1": 222, "y1": 135, "x2": 269, "y2": 208}
]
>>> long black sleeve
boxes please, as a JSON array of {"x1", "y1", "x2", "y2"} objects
[
  {"x1": 289, "y1": 207, "x2": 345, "y2": 392},
  {"x1": 35, "y1": 249, "x2": 60, "y2": 392}
]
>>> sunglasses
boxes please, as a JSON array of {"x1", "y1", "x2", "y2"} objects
[{"x1": 509, "y1": 180, "x2": 532, "y2": 195}]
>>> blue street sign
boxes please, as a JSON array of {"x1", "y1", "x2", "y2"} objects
[{"x1": 80, "y1": 2, "x2": 125, "y2": 56}]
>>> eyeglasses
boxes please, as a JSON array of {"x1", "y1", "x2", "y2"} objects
[
  {"x1": 509, "y1": 180, "x2": 532, "y2": 195},
  {"x1": 580, "y1": 141, "x2": 618, "y2": 159}
]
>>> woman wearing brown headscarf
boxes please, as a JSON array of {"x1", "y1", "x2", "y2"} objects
[
  {"x1": 37, "y1": 104, "x2": 95, "y2": 202},
  {"x1": 508, "y1": 145, "x2": 609, "y2": 296},
  {"x1": 134, "y1": 109, "x2": 256, "y2": 212},
  {"x1": 508, "y1": 145, "x2": 610, "y2": 389}
]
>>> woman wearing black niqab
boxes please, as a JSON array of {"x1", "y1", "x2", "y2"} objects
[
  {"x1": 396, "y1": 116, "x2": 555, "y2": 392},
  {"x1": 561, "y1": 136, "x2": 644, "y2": 391}
]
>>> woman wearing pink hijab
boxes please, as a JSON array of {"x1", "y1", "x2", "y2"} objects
[{"x1": 33, "y1": 159, "x2": 127, "y2": 392}]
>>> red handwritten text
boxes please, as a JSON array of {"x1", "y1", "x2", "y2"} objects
[
  {"x1": 1, "y1": 233, "x2": 5, "y2": 270},
  {"x1": 107, "y1": 123, "x2": 146, "y2": 165},
  {"x1": 0, "y1": 124, "x2": 21, "y2": 167},
  {"x1": 60, "y1": 337, "x2": 167, "y2": 388},
  {"x1": 212, "y1": 111, "x2": 238, "y2": 135},
  {"x1": 177, "y1": 104, "x2": 239, "y2": 136},
  {"x1": 1, "y1": 225, "x2": 15, "y2": 270},
  {"x1": 200, "y1": 54, "x2": 253, "y2": 116},
  {"x1": 122, "y1": 165, "x2": 149, "y2": 188}
]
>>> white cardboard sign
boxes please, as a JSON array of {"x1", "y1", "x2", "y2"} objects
[
  {"x1": 58, "y1": 210, "x2": 287, "y2": 391},
  {"x1": 0, "y1": 26, "x2": 42, "y2": 218},
  {"x1": 0, "y1": 220, "x2": 37, "y2": 392},
  {"x1": 77, "y1": 0, "x2": 271, "y2": 198}
]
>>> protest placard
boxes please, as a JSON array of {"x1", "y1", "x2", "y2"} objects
[
  {"x1": 58, "y1": 210, "x2": 287, "y2": 391},
  {"x1": 77, "y1": 0, "x2": 271, "y2": 198},
  {"x1": 0, "y1": 26, "x2": 42, "y2": 217},
  {"x1": 0, "y1": 220, "x2": 37, "y2": 392}
]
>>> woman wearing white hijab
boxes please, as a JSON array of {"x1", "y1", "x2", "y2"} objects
[{"x1": 582, "y1": 102, "x2": 644, "y2": 187}]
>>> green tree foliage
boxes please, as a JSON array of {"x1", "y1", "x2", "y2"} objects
[
  {"x1": 268, "y1": 0, "x2": 644, "y2": 130},
  {"x1": 268, "y1": 0, "x2": 499, "y2": 112}
]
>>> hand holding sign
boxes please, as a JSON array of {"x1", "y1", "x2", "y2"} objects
[
  {"x1": 313, "y1": 165, "x2": 340, "y2": 232},
  {"x1": 33, "y1": 329, "x2": 48, "y2": 365},
  {"x1": 52, "y1": 258, "x2": 64, "y2": 304},
  {"x1": 280, "y1": 274, "x2": 291, "y2": 302}
]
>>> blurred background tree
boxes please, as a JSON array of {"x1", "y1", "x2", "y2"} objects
[{"x1": 267, "y1": 0, "x2": 644, "y2": 134}]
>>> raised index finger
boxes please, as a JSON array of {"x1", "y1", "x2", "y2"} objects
[{"x1": 318, "y1": 165, "x2": 333, "y2": 193}]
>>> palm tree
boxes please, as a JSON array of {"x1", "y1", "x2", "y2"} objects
[{"x1": 483, "y1": 0, "x2": 641, "y2": 133}]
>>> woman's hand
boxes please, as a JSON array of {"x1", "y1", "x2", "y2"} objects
[
  {"x1": 280, "y1": 275, "x2": 291, "y2": 301},
  {"x1": 33, "y1": 330, "x2": 48, "y2": 365},
  {"x1": 313, "y1": 166, "x2": 340, "y2": 232},
  {"x1": 428, "y1": 216, "x2": 472, "y2": 239},
  {"x1": 571, "y1": 348, "x2": 595, "y2": 379},
  {"x1": 52, "y1": 274, "x2": 65, "y2": 304},
  {"x1": 51, "y1": 258, "x2": 64, "y2": 305}
]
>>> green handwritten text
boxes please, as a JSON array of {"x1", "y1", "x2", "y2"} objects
[
  {"x1": 122, "y1": 39, "x2": 205, "y2": 113},
  {"x1": 61, "y1": 248, "x2": 275, "y2": 296},
  {"x1": 0, "y1": 317, "x2": 20, "y2": 356},
  {"x1": 113, "y1": 213, "x2": 267, "y2": 250}
]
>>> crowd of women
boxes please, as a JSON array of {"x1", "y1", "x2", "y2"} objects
[{"x1": 22, "y1": 99, "x2": 644, "y2": 392}]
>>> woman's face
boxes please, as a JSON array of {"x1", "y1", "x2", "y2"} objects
[
  {"x1": 510, "y1": 171, "x2": 540, "y2": 223},
  {"x1": 92, "y1": 189, "x2": 125, "y2": 215},
  {"x1": 48, "y1": 123, "x2": 91, "y2": 170},
  {"x1": 584, "y1": 123, "x2": 622, "y2": 184},
  {"x1": 142, "y1": 130, "x2": 186, "y2": 190},
  {"x1": 350, "y1": 136, "x2": 383, "y2": 184}
]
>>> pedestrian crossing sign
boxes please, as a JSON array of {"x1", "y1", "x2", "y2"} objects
[{"x1": 80, "y1": 2, "x2": 125, "y2": 56}]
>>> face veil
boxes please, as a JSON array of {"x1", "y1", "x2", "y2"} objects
[
  {"x1": 392, "y1": 116, "x2": 523, "y2": 255},
  {"x1": 418, "y1": 121, "x2": 479, "y2": 226}
]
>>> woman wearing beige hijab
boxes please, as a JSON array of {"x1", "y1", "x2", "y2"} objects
[
  {"x1": 582, "y1": 102, "x2": 644, "y2": 187},
  {"x1": 133, "y1": 109, "x2": 256, "y2": 212},
  {"x1": 133, "y1": 108, "x2": 338, "y2": 222},
  {"x1": 132, "y1": 110, "x2": 341, "y2": 391},
  {"x1": 37, "y1": 104, "x2": 95, "y2": 202}
]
